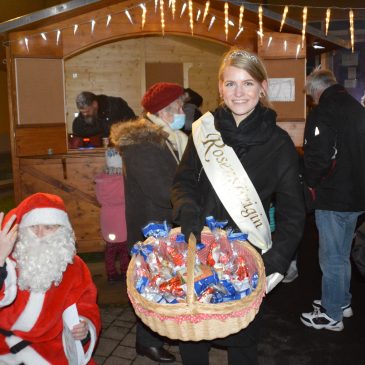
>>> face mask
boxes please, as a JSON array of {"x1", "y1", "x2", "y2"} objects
[{"x1": 170, "y1": 114, "x2": 186, "y2": 130}]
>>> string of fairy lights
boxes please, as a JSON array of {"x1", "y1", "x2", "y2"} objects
[{"x1": 3, "y1": 1, "x2": 365, "y2": 54}]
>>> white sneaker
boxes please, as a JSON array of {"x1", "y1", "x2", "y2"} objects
[
  {"x1": 312, "y1": 300, "x2": 353, "y2": 318},
  {"x1": 282, "y1": 260, "x2": 298, "y2": 283},
  {"x1": 300, "y1": 308, "x2": 344, "y2": 331}
]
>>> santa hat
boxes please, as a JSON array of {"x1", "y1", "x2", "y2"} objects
[
  {"x1": 141, "y1": 82, "x2": 184, "y2": 114},
  {"x1": 3, "y1": 193, "x2": 72, "y2": 229}
]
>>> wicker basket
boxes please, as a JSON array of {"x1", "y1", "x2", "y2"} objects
[{"x1": 127, "y1": 227, "x2": 266, "y2": 341}]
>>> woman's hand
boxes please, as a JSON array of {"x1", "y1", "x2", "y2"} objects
[
  {"x1": 71, "y1": 320, "x2": 88, "y2": 341},
  {"x1": 0, "y1": 213, "x2": 17, "y2": 267}
]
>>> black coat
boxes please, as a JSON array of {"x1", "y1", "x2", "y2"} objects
[
  {"x1": 303, "y1": 84, "x2": 365, "y2": 211},
  {"x1": 111, "y1": 119, "x2": 179, "y2": 249},
  {"x1": 72, "y1": 94, "x2": 136, "y2": 137},
  {"x1": 171, "y1": 104, "x2": 305, "y2": 275}
]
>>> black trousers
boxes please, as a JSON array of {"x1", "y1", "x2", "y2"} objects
[
  {"x1": 136, "y1": 319, "x2": 164, "y2": 348},
  {"x1": 179, "y1": 311, "x2": 262, "y2": 365}
]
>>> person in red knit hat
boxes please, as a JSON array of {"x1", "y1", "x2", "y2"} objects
[
  {"x1": 109, "y1": 82, "x2": 189, "y2": 363},
  {"x1": 0, "y1": 192, "x2": 101, "y2": 365}
]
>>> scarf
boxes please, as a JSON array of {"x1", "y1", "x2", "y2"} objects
[
  {"x1": 214, "y1": 103, "x2": 277, "y2": 157},
  {"x1": 147, "y1": 112, "x2": 188, "y2": 161}
]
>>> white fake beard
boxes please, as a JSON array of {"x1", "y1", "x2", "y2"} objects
[{"x1": 13, "y1": 226, "x2": 76, "y2": 293}]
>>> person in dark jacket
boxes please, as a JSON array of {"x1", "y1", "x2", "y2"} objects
[
  {"x1": 182, "y1": 88, "x2": 203, "y2": 134},
  {"x1": 110, "y1": 82, "x2": 188, "y2": 363},
  {"x1": 72, "y1": 91, "x2": 136, "y2": 138},
  {"x1": 300, "y1": 69, "x2": 365, "y2": 331},
  {"x1": 171, "y1": 48, "x2": 305, "y2": 365}
]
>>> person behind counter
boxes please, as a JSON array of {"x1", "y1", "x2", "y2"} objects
[
  {"x1": 171, "y1": 47, "x2": 305, "y2": 365},
  {"x1": 72, "y1": 91, "x2": 136, "y2": 138}
]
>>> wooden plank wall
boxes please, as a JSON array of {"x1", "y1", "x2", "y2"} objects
[
  {"x1": 19, "y1": 154, "x2": 106, "y2": 252},
  {"x1": 64, "y1": 35, "x2": 228, "y2": 132}
]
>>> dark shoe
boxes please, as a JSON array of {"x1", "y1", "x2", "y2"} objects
[{"x1": 136, "y1": 343, "x2": 176, "y2": 363}]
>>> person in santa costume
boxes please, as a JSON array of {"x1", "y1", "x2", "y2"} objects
[{"x1": 0, "y1": 192, "x2": 101, "y2": 365}]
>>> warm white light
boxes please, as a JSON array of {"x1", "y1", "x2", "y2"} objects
[
  {"x1": 284, "y1": 40, "x2": 287, "y2": 51},
  {"x1": 73, "y1": 24, "x2": 78, "y2": 34},
  {"x1": 302, "y1": 7, "x2": 307, "y2": 49},
  {"x1": 234, "y1": 27, "x2": 244, "y2": 40},
  {"x1": 280, "y1": 6, "x2": 288, "y2": 32},
  {"x1": 202, "y1": 1, "x2": 210, "y2": 23},
  {"x1": 258, "y1": 5, "x2": 263, "y2": 45},
  {"x1": 56, "y1": 30, "x2": 61, "y2": 45},
  {"x1": 188, "y1": 0, "x2": 193, "y2": 35},
  {"x1": 140, "y1": 4, "x2": 147, "y2": 29},
  {"x1": 268, "y1": 36, "x2": 272, "y2": 47},
  {"x1": 239, "y1": 5, "x2": 244, "y2": 30},
  {"x1": 180, "y1": 2, "x2": 187, "y2": 17},
  {"x1": 208, "y1": 15, "x2": 215, "y2": 31},
  {"x1": 325, "y1": 8, "x2": 331, "y2": 36},
  {"x1": 125, "y1": 10, "x2": 133, "y2": 24},
  {"x1": 171, "y1": 0, "x2": 176, "y2": 19},
  {"x1": 24, "y1": 37, "x2": 29, "y2": 52},
  {"x1": 349, "y1": 9, "x2": 354, "y2": 53},
  {"x1": 296, "y1": 44, "x2": 301, "y2": 58},
  {"x1": 196, "y1": 9, "x2": 201, "y2": 22},
  {"x1": 155, "y1": 0, "x2": 158, "y2": 13},
  {"x1": 91, "y1": 19, "x2": 96, "y2": 33},
  {"x1": 160, "y1": 0, "x2": 165, "y2": 35},
  {"x1": 224, "y1": 2, "x2": 229, "y2": 41},
  {"x1": 106, "y1": 15, "x2": 112, "y2": 27},
  {"x1": 41, "y1": 32, "x2": 47, "y2": 40}
]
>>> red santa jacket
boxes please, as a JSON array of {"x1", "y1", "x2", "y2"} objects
[{"x1": 0, "y1": 255, "x2": 101, "y2": 364}]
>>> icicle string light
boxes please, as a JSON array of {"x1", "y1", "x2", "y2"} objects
[
  {"x1": 325, "y1": 8, "x2": 331, "y2": 36},
  {"x1": 279, "y1": 6, "x2": 288, "y2": 32},
  {"x1": 171, "y1": 0, "x2": 176, "y2": 19},
  {"x1": 301, "y1": 6, "x2": 307, "y2": 49},
  {"x1": 349, "y1": 9, "x2": 354, "y2": 53},
  {"x1": 160, "y1": 0, "x2": 165, "y2": 35},
  {"x1": 10, "y1": 1, "x2": 365, "y2": 54},
  {"x1": 125, "y1": 10, "x2": 134, "y2": 24},
  {"x1": 208, "y1": 15, "x2": 216, "y2": 31},
  {"x1": 91, "y1": 19, "x2": 96, "y2": 33},
  {"x1": 238, "y1": 5, "x2": 244, "y2": 30},
  {"x1": 258, "y1": 5, "x2": 263, "y2": 46},
  {"x1": 56, "y1": 30, "x2": 61, "y2": 45},
  {"x1": 234, "y1": 27, "x2": 243, "y2": 40},
  {"x1": 180, "y1": 2, "x2": 187, "y2": 17},
  {"x1": 202, "y1": 1, "x2": 210, "y2": 23},
  {"x1": 188, "y1": 0, "x2": 193, "y2": 35},
  {"x1": 140, "y1": 4, "x2": 147, "y2": 29},
  {"x1": 106, "y1": 14, "x2": 112, "y2": 27},
  {"x1": 224, "y1": 2, "x2": 229, "y2": 41}
]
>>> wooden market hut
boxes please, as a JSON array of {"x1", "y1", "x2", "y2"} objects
[{"x1": 1, "y1": 0, "x2": 346, "y2": 252}]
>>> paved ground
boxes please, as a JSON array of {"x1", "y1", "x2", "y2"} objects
[{"x1": 94, "y1": 304, "x2": 227, "y2": 365}]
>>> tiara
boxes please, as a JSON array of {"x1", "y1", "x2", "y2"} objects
[{"x1": 224, "y1": 50, "x2": 259, "y2": 64}]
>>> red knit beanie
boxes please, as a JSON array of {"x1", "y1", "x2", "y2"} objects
[
  {"x1": 3, "y1": 192, "x2": 71, "y2": 229},
  {"x1": 141, "y1": 82, "x2": 184, "y2": 114}
]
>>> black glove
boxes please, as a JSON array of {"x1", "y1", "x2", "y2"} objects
[{"x1": 179, "y1": 206, "x2": 202, "y2": 243}]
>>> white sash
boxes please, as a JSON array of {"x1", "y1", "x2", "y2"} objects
[{"x1": 192, "y1": 112, "x2": 272, "y2": 251}]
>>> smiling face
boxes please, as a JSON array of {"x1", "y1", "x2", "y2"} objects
[{"x1": 219, "y1": 66, "x2": 267, "y2": 125}]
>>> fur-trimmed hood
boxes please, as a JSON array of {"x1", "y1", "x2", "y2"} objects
[{"x1": 110, "y1": 118, "x2": 169, "y2": 147}]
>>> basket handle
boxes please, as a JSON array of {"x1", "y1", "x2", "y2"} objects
[{"x1": 186, "y1": 233, "x2": 196, "y2": 305}]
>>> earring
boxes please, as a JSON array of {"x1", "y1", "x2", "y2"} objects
[{"x1": 259, "y1": 91, "x2": 265, "y2": 98}]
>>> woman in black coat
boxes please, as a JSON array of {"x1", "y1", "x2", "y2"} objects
[{"x1": 171, "y1": 48, "x2": 305, "y2": 365}]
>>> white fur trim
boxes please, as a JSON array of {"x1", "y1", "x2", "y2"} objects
[
  {"x1": 79, "y1": 315, "x2": 98, "y2": 364},
  {"x1": 11, "y1": 292, "x2": 45, "y2": 332},
  {"x1": 0, "y1": 258, "x2": 17, "y2": 307},
  {"x1": 3, "y1": 335, "x2": 50, "y2": 365},
  {"x1": 19, "y1": 208, "x2": 71, "y2": 229}
]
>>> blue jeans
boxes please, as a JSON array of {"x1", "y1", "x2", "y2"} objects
[{"x1": 315, "y1": 210, "x2": 363, "y2": 321}]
